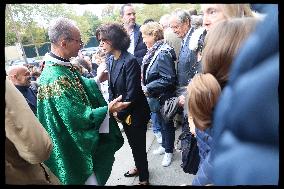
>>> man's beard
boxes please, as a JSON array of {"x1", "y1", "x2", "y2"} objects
[{"x1": 125, "y1": 20, "x2": 135, "y2": 28}]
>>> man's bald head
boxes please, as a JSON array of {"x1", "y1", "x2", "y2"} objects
[{"x1": 7, "y1": 65, "x2": 31, "y2": 86}]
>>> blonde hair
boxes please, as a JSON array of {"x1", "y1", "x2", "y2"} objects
[
  {"x1": 187, "y1": 73, "x2": 221, "y2": 130},
  {"x1": 140, "y1": 21, "x2": 164, "y2": 41},
  {"x1": 217, "y1": 4, "x2": 254, "y2": 19},
  {"x1": 202, "y1": 17, "x2": 258, "y2": 89}
]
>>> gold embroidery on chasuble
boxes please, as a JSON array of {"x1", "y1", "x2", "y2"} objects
[{"x1": 38, "y1": 76, "x2": 72, "y2": 100}]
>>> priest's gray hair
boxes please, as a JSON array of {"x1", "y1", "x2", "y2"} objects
[
  {"x1": 48, "y1": 17, "x2": 79, "y2": 44},
  {"x1": 171, "y1": 8, "x2": 191, "y2": 24}
]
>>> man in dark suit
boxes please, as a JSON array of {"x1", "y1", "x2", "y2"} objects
[
  {"x1": 120, "y1": 4, "x2": 147, "y2": 66},
  {"x1": 169, "y1": 9, "x2": 197, "y2": 132},
  {"x1": 7, "y1": 65, "x2": 37, "y2": 115}
]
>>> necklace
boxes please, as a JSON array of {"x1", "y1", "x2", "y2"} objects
[{"x1": 69, "y1": 66, "x2": 91, "y2": 106}]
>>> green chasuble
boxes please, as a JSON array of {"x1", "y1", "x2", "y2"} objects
[{"x1": 37, "y1": 54, "x2": 124, "y2": 185}]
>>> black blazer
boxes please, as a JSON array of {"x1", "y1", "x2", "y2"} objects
[
  {"x1": 107, "y1": 51, "x2": 150, "y2": 126},
  {"x1": 133, "y1": 24, "x2": 147, "y2": 66}
]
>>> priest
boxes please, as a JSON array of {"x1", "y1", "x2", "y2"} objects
[{"x1": 37, "y1": 17, "x2": 129, "y2": 185}]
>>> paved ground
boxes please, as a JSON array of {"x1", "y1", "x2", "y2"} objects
[{"x1": 105, "y1": 124, "x2": 195, "y2": 186}]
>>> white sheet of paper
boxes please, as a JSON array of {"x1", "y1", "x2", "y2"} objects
[
  {"x1": 85, "y1": 172, "x2": 98, "y2": 185},
  {"x1": 99, "y1": 111, "x2": 109, "y2": 133}
]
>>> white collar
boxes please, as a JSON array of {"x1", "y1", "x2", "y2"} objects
[{"x1": 44, "y1": 53, "x2": 72, "y2": 67}]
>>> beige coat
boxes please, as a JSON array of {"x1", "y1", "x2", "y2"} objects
[{"x1": 5, "y1": 78, "x2": 60, "y2": 185}]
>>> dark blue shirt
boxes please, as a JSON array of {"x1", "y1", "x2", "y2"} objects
[{"x1": 15, "y1": 85, "x2": 37, "y2": 115}]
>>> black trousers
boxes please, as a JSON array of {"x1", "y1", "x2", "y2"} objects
[{"x1": 123, "y1": 121, "x2": 149, "y2": 182}]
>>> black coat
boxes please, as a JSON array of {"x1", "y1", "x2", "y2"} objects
[
  {"x1": 133, "y1": 24, "x2": 147, "y2": 66},
  {"x1": 107, "y1": 51, "x2": 150, "y2": 126}
]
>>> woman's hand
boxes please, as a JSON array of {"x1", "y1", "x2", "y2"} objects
[
  {"x1": 97, "y1": 63, "x2": 108, "y2": 83},
  {"x1": 108, "y1": 95, "x2": 131, "y2": 114},
  {"x1": 178, "y1": 95, "x2": 185, "y2": 107}
]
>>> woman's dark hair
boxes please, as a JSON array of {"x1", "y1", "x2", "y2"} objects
[{"x1": 96, "y1": 23, "x2": 130, "y2": 51}]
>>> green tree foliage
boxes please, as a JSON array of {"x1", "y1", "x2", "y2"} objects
[
  {"x1": 28, "y1": 22, "x2": 47, "y2": 45},
  {"x1": 5, "y1": 8, "x2": 18, "y2": 46},
  {"x1": 69, "y1": 10, "x2": 104, "y2": 45},
  {"x1": 135, "y1": 4, "x2": 168, "y2": 24},
  {"x1": 5, "y1": 32, "x2": 17, "y2": 46},
  {"x1": 167, "y1": 3, "x2": 196, "y2": 12},
  {"x1": 82, "y1": 11, "x2": 101, "y2": 36},
  {"x1": 8, "y1": 4, "x2": 41, "y2": 25},
  {"x1": 100, "y1": 5, "x2": 121, "y2": 24},
  {"x1": 133, "y1": 4, "x2": 200, "y2": 25},
  {"x1": 68, "y1": 14, "x2": 91, "y2": 44},
  {"x1": 38, "y1": 4, "x2": 74, "y2": 24},
  {"x1": 5, "y1": 4, "x2": 75, "y2": 46},
  {"x1": 194, "y1": 4, "x2": 201, "y2": 13},
  {"x1": 5, "y1": 4, "x2": 202, "y2": 48}
]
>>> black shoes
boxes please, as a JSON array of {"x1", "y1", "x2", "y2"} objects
[{"x1": 124, "y1": 169, "x2": 138, "y2": 177}]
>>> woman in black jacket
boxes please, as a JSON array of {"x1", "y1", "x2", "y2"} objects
[
  {"x1": 96, "y1": 23, "x2": 150, "y2": 185},
  {"x1": 140, "y1": 21, "x2": 177, "y2": 167}
]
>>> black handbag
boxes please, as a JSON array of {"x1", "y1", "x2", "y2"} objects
[{"x1": 175, "y1": 130, "x2": 200, "y2": 175}]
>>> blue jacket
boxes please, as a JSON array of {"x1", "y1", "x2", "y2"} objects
[
  {"x1": 142, "y1": 44, "x2": 177, "y2": 103},
  {"x1": 195, "y1": 128, "x2": 213, "y2": 166},
  {"x1": 177, "y1": 27, "x2": 198, "y2": 87},
  {"x1": 107, "y1": 51, "x2": 150, "y2": 126},
  {"x1": 133, "y1": 24, "x2": 147, "y2": 66},
  {"x1": 192, "y1": 128, "x2": 213, "y2": 185},
  {"x1": 212, "y1": 4, "x2": 279, "y2": 185}
]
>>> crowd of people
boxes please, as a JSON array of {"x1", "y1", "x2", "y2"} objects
[{"x1": 5, "y1": 3, "x2": 278, "y2": 186}]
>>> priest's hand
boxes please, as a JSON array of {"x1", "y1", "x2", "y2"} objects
[{"x1": 108, "y1": 95, "x2": 131, "y2": 113}]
